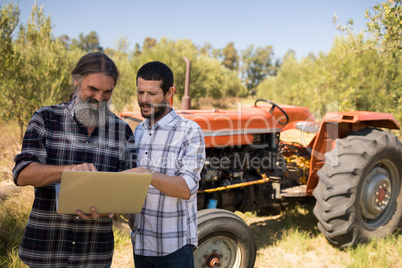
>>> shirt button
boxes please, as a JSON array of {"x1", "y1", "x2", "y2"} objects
[
  {"x1": 72, "y1": 241, "x2": 75, "y2": 245},
  {"x1": 145, "y1": 152, "x2": 148, "y2": 155},
  {"x1": 149, "y1": 133, "x2": 152, "y2": 136}
]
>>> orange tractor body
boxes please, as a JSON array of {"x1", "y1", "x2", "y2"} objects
[{"x1": 121, "y1": 105, "x2": 400, "y2": 197}]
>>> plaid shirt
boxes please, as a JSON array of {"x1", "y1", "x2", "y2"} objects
[
  {"x1": 12, "y1": 100, "x2": 136, "y2": 268},
  {"x1": 132, "y1": 109, "x2": 205, "y2": 256}
]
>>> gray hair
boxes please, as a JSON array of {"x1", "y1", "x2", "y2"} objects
[{"x1": 71, "y1": 52, "x2": 119, "y2": 85}]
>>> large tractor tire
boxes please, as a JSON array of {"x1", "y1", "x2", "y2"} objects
[
  {"x1": 194, "y1": 209, "x2": 256, "y2": 268},
  {"x1": 313, "y1": 128, "x2": 402, "y2": 247}
]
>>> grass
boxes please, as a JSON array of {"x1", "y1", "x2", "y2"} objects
[
  {"x1": 0, "y1": 122, "x2": 22, "y2": 183},
  {"x1": 0, "y1": 187, "x2": 33, "y2": 267},
  {"x1": 237, "y1": 201, "x2": 402, "y2": 268},
  {"x1": 111, "y1": 227, "x2": 134, "y2": 268},
  {"x1": 1, "y1": 191, "x2": 400, "y2": 268}
]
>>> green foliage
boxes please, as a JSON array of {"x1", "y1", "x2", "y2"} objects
[
  {"x1": 0, "y1": 2, "x2": 19, "y2": 81},
  {"x1": 118, "y1": 38, "x2": 246, "y2": 107},
  {"x1": 0, "y1": 2, "x2": 246, "y2": 130},
  {"x1": 104, "y1": 38, "x2": 138, "y2": 112},
  {"x1": 241, "y1": 45, "x2": 277, "y2": 93},
  {"x1": 57, "y1": 31, "x2": 103, "y2": 52},
  {"x1": 216, "y1": 42, "x2": 240, "y2": 70},
  {"x1": 366, "y1": 0, "x2": 402, "y2": 51},
  {"x1": 0, "y1": 189, "x2": 32, "y2": 267},
  {"x1": 199, "y1": 42, "x2": 213, "y2": 57},
  {"x1": 73, "y1": 31, "x2": 103, "y2": 52},
  {"x1": 257, "y1": 0, "x2": 402, "y2": 130},
  {"x1": 335, "y1": 0, "x2": 402, "y2": 53},
  {"x1": 2, "y1": 0, "x2": 400, "y2": 135},
  {"x1": 0, "y1": 2, "x2": 78, "y2": 135},
  {"x1": 143, "y1": 37, "x2": 157, "y2": 50},
  {"x1": 129, "y1": 38, "x2": 199, "y2": 100},
  {"x1": 192, "y1": 55, "x2": 246, "y2": 99}
]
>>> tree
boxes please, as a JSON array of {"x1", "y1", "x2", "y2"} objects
[
  {"x1": 103, "y1": 37, "x2": 137, "y2": 112},
  {"x1": 241, "y1": 45, "x2": 277, "y2": 93},
  {"x1": 334, "y1": 0, "x2": 401, "y2": 128},
  {"x1": 70, "y1": 31, "x2": 103, "y2": 52},
  {"x1": 0, "y1": 2, "x2": 77, "y2": 137},
  {"x1": 143, "y1": 37, "x2": 156, "y2": 50},
  {"x1": 0, "y1": 2, "x2": 19, "y2": 133},
  {"x1": 335, "y1": 0, "x2": 401, "y2": 52},
  {"x1": 108, "y1": 38, "x2": 247, "y2": 111},
  {"x1": 0, "y1": 2, "x2": 19, "y2": 81},
  {"x1": 199, "y1": 42, "x2": 213, "y2": 56},
  {"x1": 366, "y1": 0, "x2": 402, "y2": 51},
  {"x1": 134, "y1": 43, "x2": 141, "y2": 56},
  {"x1": 57, "y1": 34, "x2": 70, "y2": 48},
  {"x1": 222, "y1": 42, "x2": 239, "y2": 70}
]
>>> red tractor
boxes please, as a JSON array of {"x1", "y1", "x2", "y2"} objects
[{"x1": 120, "y1": 60, "x2": 402, "y2": 268}]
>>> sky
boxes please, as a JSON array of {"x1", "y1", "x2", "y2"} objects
[{"x1": 16, "y1": 0, "x2": 382, "y2": 59}]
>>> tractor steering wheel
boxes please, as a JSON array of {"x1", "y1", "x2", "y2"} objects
[{"x1": 254, "y1": 99, "x2": 289, "y2": 125}]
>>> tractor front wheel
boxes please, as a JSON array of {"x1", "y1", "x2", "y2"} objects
[
  {"x1": 194, "y1": 209, "x2": 256, "y2": 268},
  {"x1": 313, "y1": 128, "x2": 402, "y2": 247}
]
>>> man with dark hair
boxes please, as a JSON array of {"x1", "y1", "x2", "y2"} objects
[
  {"x1": 126, "y1": 61, "x2": 205, "y2": 267},
  {"x1": 13, "y1": 52, "x2": 135, "y2": 267}
]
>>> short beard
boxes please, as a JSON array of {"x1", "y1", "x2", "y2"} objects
[
  {"x1": 72, "y1": 86, "x2": 111, "y2": 128},
  {"x1": 139, "y1": 101, "x2": 168, "y2": 122}
]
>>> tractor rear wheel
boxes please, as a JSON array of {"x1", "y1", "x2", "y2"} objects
[
  {"x1": 194, "y1": 209, "x2": 256, "y2": 268},
  {"x1": 313, "y1": 128, "x2": 402, "y2": 247}
]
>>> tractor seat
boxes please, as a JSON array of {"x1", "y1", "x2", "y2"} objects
[{"x1": 280, "y1": 121, "x2": 320, "y2": 147}]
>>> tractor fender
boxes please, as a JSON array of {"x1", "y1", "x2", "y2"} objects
[
  {"x1": 323, "y1": 111, "x2": 400, "y2": 130},
  {"x1": 305, "y1": 111, "x2": 400, "y2": 196}
]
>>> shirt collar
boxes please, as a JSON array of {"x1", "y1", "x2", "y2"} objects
[{"x1": 143, "y1": 108, "x2": 178, "y2": 130}]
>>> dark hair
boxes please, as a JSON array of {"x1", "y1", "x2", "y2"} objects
[
  {"x1": 136, "y1": 61, "x2": 174, "y2": 94},
  {"x1": 71, "y1": 52, "x2": 119, "y2": 85}
]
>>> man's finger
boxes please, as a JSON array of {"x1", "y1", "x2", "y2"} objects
[
  {"x1": 88, "y1": 163, "x2": 97, "y2": 172},
  {"x1": 90, "y1": 206, "x2": 99, "y2": 219},
  {"x1": 76, "y1": 210, "x2": 90, "y2": 220}
]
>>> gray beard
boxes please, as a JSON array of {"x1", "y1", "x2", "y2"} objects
[{"x1": 72, "y1": 90, "x2": 111, "y2": 128}]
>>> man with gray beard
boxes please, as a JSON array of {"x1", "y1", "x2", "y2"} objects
[
  {"x1": 12, "y1": 52, "x2": 136, "y2": 268},
  {"x1": 72, "y1": 79, "x2": 110, "y2": 129}
]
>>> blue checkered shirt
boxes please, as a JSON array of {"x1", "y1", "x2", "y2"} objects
[
  {"x1": 12, "y1": 100, "x2": 136, "y2": 268},
  {"x1": 131, "y1": 109, "x2": 205, "y2": 256}
]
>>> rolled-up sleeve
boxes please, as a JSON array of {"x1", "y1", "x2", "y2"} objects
[
  {"x1": 12, "y1": 111, "x2": 47, "y2": 185},
  {"x1": 176, "y1": 124, "x2": 206, "y2": 196}
]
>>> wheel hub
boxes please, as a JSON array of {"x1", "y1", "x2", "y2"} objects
[
  {"x1": 195, "y1": 236, "x2": 241, "y2": 268},
  {"x1": 361, "y1": 167, "x2": 391, "y2": 220},
  {"x1": 376, "y1": 187, "x2": 386, "y2": 202},
  {"x1": 205, "y1": 253, "x2": 221, "y2": 267}
]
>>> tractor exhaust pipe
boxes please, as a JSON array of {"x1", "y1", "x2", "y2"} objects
[{"x1": 182, "y1": 56, "x2": 191, "y2": 110}]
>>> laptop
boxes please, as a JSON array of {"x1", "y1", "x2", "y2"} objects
[{"x1": 56, "y1": 171, "x2": 152, "y2": 215}]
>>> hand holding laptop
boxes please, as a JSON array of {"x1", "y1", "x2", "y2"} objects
[
  {"x1": 68, "y1": 162, "x2": 98, "y2": 172},
  {"x1": 57, "y1": 170, "x2": 152, "y2": 216},
  {"x1": 67, "y1": 163, "x2": 110, "y2": 220},
  {"x1": 76, "y1": 206, "x2": 114, "y2": 220}
]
